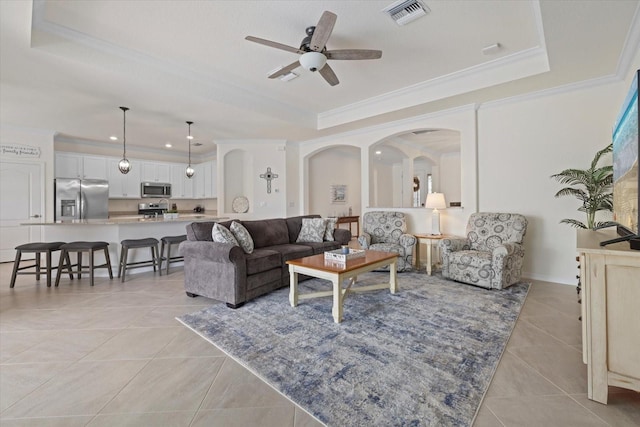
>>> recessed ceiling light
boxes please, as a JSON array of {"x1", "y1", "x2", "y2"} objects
[
  {"x1": 375, "y1": 150, "x2": 382, "y2": 155},
  {"x1": 187, "y1": 135, "x2": 194, "y2": 140},
  {"x1": 165, "y1": 143, "x2": 172, "y2": 148},
  {"x1": 109, "y1": 136, "x2": 118, "y2": 141}
]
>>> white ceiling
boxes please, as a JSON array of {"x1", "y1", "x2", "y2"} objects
[{"x1": 1, "y1": 0, "x2": 639, "y2": 157}]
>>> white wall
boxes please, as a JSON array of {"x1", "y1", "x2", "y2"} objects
[
  {"x1": 477, "y1": 82, "x2": 626, "y2": 284},
  {"x1": 217, "y1": 140, "x2": 287, "y2": 218},
  {"x1": 308, "y1": 146, "x2": 361, "y2": 217},
  {"x1": 285, "y1": 142, "x2": 300, "y2": 217}
]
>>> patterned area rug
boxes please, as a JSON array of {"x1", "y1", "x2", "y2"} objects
[{"x1": 178, "y1": 272, "x2": 529, "y2": 427}]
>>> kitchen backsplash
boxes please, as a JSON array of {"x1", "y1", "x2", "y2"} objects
[{"x1": 109, "y1": 198, "x2": 218, "y2": 215}]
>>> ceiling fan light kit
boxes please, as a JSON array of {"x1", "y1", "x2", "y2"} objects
[
  {"x1": 299, "y1": 51, "x2": 327, "y2": 72},
  {"x1": 246, "y1": 10, "x2": 382, "y2": 86}
]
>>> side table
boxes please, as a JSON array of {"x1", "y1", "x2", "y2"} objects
[
  {"x1": 414, "y1": 234, "x2": 450, "y2": 275},
  {"x1": 336, "y1": 216, "x2": 359, "y2": 238}
]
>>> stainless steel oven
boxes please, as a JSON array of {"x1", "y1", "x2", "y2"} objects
[{"x1": 140, "y1": 182, "x2": 171, "y2": 198}]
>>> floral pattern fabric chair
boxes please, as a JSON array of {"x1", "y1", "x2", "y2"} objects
[
  {"x1": 439, "y1": 212, "x2": 527, "y2": 289},
  {"x1": 358, "y1": 211, "x2": 416, "y2": 272}
]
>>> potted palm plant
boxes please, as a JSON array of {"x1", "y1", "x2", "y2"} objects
[{"x1": 551, "y1": 143, "x2": 616, "y2": 230}]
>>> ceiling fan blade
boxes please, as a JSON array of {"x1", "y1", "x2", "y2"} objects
[
  {"x1": 245, "y1": 36, "x2": 303, "y2": 54},
  {"x1": 318, "y1": 63, "x2": 339, "y2": 86},
  {"x1": 268, "y1": 60, "x2": 301, "y2": 79},
  {"x1": 325, "y1": 49, "x2": 383, "y2": 60},
  {"x1": 309, "y1": 11, "x2": 337, "y2": 52}
]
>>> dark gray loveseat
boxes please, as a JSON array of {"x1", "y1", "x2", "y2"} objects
[{"x1": 180, "y1": 215, "x2": 351, "y2": 308}]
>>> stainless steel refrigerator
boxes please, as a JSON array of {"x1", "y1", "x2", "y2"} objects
[{"x1": 54, "y1": 179, "x2": 109, "y2": 221}]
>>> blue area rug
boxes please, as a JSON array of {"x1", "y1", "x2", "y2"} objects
[{"x1": 178, "y1": 272, "x2": 529, "y2": 427}]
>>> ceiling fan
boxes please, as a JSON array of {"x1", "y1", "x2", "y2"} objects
[{"x1": 245, "y1": 11, "x2": 382, "y2": 86}]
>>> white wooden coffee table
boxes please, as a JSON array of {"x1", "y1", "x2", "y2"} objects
[{"x1": 286, "y1": 250, "x2": 398, "y2": 323}]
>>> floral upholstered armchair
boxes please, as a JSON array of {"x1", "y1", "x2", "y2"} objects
[
  {"x1": 358, "y1": 211, "x2": 416, "y2": 272},
  {"x1": 439, "y1": 212, "x2": 528, "y2": 289}
]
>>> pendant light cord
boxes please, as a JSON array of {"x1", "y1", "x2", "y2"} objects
[
  {"x1": 188, "y1": 122, "x2": 191, "y2": 166},
  {"x1": 120, "y1": 106, "x2": 129, "y2": 158}
]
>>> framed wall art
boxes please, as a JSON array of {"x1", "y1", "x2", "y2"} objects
[{"x1": 330, "y1": 184, "x2": 347, "y2": 204}]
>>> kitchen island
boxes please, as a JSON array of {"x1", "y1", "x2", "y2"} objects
[{"x1": 24, "y1": 214, "x2": 228, "y2": 277}]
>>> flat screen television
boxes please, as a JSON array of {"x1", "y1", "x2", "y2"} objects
[{"x1": 601, "y1": 69, "x2": 639, "y2": 249}]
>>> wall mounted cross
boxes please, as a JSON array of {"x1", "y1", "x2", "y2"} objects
[{"x1": 259, "y1": 167, "x2": 279, "y2": 193}]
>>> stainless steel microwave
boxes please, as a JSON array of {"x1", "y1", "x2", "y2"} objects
[{"x1": 140, "y1": 182, "x2": 171, "y2": 198}]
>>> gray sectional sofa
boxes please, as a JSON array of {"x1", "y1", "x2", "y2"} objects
[{"x1": 180, "y1": 215, "x2": 351, "y2": 308}]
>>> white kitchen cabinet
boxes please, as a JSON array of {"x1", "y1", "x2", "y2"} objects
[
  {"x1": 193, "y1": 161, "x2": 216, "y2": 199},
  {"x1": 108, "y1": 158, "x2": 140, "y2": 198},
  {"x1": 55, "y1": 153, "x2": 108, "y2": 180},
  {"x1": 170, "y1": 164, "x2": 193, "y2": 199},
  {"x1": 55, "y1": 153, "x2": 82, "y2": 178},
  {"x1": 82, "y1": 155, "x2": 108, "y2": 180},
  {"x1": 141, "y1": 162, "x2": 171, "y2": 183}
]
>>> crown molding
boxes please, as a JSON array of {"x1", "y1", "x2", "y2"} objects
[
  {"x1": 301, "y1": 104, "x2": 477, "y2": 146},
  {"x1": 615, "y1": 2, "x2": 640, "y2": 78}
]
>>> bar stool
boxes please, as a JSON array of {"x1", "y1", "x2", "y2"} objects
[
  {"x1": 10, "y1": 242, "x2": 72, "y2": 288},
  {"x1": 55, "y1": 241, "x2": 113, "y2": 287},
  {"x1": 159, "y1": 235, "x2": 187, "y2": 274},
  {"x1": 118, "y1": 238, "x2": 161, "y2": 282}
]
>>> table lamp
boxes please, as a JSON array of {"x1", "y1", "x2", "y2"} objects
[{"x1": 425, "y1": 192, "x2": 447, "y2": 235}]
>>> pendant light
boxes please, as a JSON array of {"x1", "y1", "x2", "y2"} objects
[
  {"x1": 185, "y1": 121, "x2": 195, "y2": 178},
  {"x1": 118, "y1": 106, "x2": 131, "y2": 174}
]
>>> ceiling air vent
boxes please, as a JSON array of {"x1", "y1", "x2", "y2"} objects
[{"x1": 382, "y1": 0, "x2": 430, "y2": 26}]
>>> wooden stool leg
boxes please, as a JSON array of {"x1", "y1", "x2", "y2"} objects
[
  {"x1": 89, "y1": 250, "x2": 95, "y2": 286},
  {"x1": 104, "y1": 247, "x2": 113, "y2": 279},
  {"x1": 165, "y1": 244, "x2": 171, "y2": 275},
  {"x1": 159, "y1": 241, "x2": 166, "y2": 273},
  {"x1": 151, "y1": 246, "x2": 157, "y2": 273},
  {"x1": 118, "y1": 248, "x2": 125, "y2": 278},
  {"x1": 65, "y1": 253, "x2": 74, "y2": 279},
  {"x1": 35, "y1": 252, "x2": 41, "y2": 281},
  {"x1": 120, "y1": 247, "x2": 128, "y2": 282},
  {"x1": 55, "y1": 249, "x2": 66, "y2": 287},
  {"x1": 155, "y1": 244, "x2": 161, "y2": 275},
  {"x1": 77, "y1": 252, "x2": 83, "y2": 279},
  {"x1": 46, "y1": 250, "x2": 53, "y2": 287},
  {"x1": 10, "y1": 250, "x2": 22, "y2": 288}
]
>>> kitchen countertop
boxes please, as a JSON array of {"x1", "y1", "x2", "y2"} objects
[{"x1": 23, "y1": 214, "x2": 228, "y2": 226}]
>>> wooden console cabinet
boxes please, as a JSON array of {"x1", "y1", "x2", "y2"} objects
[{"x1": 577, "y1": 229, "x2": 640, "y2": 404}]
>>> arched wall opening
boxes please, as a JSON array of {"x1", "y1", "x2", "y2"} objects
[{"x1": 307, "y1": 145, "x2": 361, "y2": 217}]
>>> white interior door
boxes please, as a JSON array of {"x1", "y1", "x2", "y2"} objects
[{"x1": 0, "y1": 161, "x2": 44, "y2": 262}]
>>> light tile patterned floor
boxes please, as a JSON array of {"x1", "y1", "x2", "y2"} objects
[{"x1": 1, "y1": 262, "x2": 638, "y2": 426}]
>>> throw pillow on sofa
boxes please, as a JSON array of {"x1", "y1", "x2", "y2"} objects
[
  {"x1": 324, "y1": 217, "x2": 338, "y2": 241},
  {"x1": 297, "y1": 218, "x2": 327, "y2": 243},
  {"x1": 212, "y1": 223, "x2": 239, "y2": 246},
  {"x1": 230, "y1": 221, "x2": 254, "y2": 254}
]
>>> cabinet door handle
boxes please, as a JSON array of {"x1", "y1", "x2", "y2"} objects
[{"x1": 30, "y1": 214, "x2": 41, "y2": 218}]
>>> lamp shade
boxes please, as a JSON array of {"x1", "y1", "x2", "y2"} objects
[
  {"x1": 299, "y1": 51, "x2": 327, "y2": 72},
  {"x1": 425, "y1": 192, "x2": 447, "y2": 210}
]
